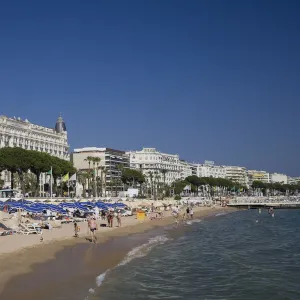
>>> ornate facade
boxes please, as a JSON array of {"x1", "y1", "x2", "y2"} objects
[
  {"x1": 0, "y1": 115, "x2": 69, "y2": 160},
  {"x1": 0, "y1": 115, "x2": 69, "y2": 188}
]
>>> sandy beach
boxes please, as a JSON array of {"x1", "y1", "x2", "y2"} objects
[{"x1": 0, "y1": 206, "x2": 236, "y2": 299}]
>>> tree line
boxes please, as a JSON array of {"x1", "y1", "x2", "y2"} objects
[
  {"x1": 0, "y1": 147, "x2": 76, "y2": 197},
  {"x1": 173, "y1": 175, "x2": 247, "y2": 197},
  {"x1": 6, "y1": 147, "x2": 296, "y2": 199},
  {"x1": 252, "y1": 180, "x2": 300, "y2": 195}
]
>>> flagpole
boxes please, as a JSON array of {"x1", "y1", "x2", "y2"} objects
[
  {"x1": 50, "y1": 166, "x2": 53, "y2": 199},
  {"x1": 68, "y1": 181, "x2": 70, "y2": 198}
]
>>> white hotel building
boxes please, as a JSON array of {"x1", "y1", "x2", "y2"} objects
[
  {"x1": 224, "y1": 165, "x2": 248, "y2": 186},
  {"x1": 127, "y1": 148, "x2": 195, "y2": 185},
  {"x1": 0, "y1": 115, "x2": 69, "y2": 187},
  {"x1": 196, "y1": 161, "x2": 226, "y2": 179},
  {"x1": 270, "y1": 173, "x2": 288, "y2": 184}
]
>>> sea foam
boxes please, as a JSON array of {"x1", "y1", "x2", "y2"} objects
[
  {"x1": 96, "y1": 271, "x2": 107, "y2": 287},
  {"x1": 186, "y1": 219, "x2": 202, "y2": 225},
  {"x1": 215, "y1": 212, "x2": 228, "y2": 217},
  {"x1": 87, "y1": 234, "x2": 170, "y2": 296},
  {"x1": 118, "y1": 235, "x2": 169, "y2": 267}
]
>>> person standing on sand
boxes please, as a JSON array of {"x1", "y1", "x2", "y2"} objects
[
  {"x1": 110, "y1": 211, "x2": 114, "y2": 227},
  {"x1": 186, "y1": 206, "x2": 190, "y2": 219},
  {"x1": 87, "y1": 217, "x2": 92, "y2": 237},
  {"x1": 90, "y1": 218, "x2": 97, "y2": 243},
  {"x1": 74, "y1": 222, "x2": 79, "y2": 238},
  {"x1": 190, "y1": 207, "x2": 194, "y2": 219},
  {"x1": 117, "y1": 210, "x2": 122, "y2": 227},
  {"x1": 107, "y1": 211, "x2": 113, "y2": 227}
]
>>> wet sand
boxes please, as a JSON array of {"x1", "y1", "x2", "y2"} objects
[{"x1": 0, "y1": 206, "x2": 236, "y2": 299}]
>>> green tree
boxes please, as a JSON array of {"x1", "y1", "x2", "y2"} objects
[
  {"x1": 185, "y1": 175, "x2": 203, "y2": 195},
  {"x1": 84, "y1": 156, "x2": 94, "y2": 196},
  {"x1": 99, "y1": 166, "x2": 106, "y2": 197},
  {"x1": 160, "y1": 169, "x2": 168, "y2": 199},
  {"x1": 77, "y1": 170, "x2": 89, "y2": 197},
  {"x1": 173, "y1": 179, "x2": 188, "y2": 196},
  {"x1": 24, "y1": 173, "x2": 38, "y2": 195},
  {"x1": 93, "y1": 157, "x2": 101, "y2": 197},
  {"x1": 0, "y1": 147, "x2": 34, "y2": 193},
  {"x1": 121, "y1": 168, "x2": 145, "y2": 187}
]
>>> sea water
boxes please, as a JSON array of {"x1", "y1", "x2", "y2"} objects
[{"x1": 89, "y1": 209, "x2": 300, "y2": 300}]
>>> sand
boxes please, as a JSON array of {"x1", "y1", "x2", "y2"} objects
[{"x1": 0, "y1": 206, "x2": 236, "y2": 297}]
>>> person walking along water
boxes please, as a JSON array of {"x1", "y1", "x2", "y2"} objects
[
  {"x1": 90, "y1": 218, "x2": 98, "y2": 243},
  {"x1": 190, "y1": 207, "x2": 194, "y2": 219}
]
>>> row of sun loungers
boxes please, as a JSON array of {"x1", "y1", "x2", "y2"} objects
[{"x1": 16, "y1": 223, "x2": 42, "y2": 235}]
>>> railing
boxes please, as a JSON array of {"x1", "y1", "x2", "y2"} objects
[{"x1": 228, "y1": 196, "x2": 300, "y2": 205}]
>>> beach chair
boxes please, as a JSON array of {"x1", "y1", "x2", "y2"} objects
[{"x1": 19, "y1": 224, "x2": 41, "y2": 235}]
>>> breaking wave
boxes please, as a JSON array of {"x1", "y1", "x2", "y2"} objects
[
  {"x1": 118, "y1": 235, "x2": 169, "y2": 266},
  {"x1": 86, "y1": 235, "x2": 170, "y2": 298},
  {"x1": 185, "y1": 219, "x2": 202, "y2": 225}
]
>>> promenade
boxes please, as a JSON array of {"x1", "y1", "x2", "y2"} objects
[{"x1": 228, "y1": 196, "x2": 300, "y2": 209}]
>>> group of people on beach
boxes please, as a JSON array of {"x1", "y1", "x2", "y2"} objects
[
  {"x1": 73, "y1": 210, "x2": 123, "y2": 243},
  {"x1": 172, "y1": 206, "x2": 194, "y2": 223}
]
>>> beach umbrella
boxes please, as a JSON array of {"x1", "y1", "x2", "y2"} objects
[{"x1": 23, "y1": 206, "x2": 43, "y2": 213}]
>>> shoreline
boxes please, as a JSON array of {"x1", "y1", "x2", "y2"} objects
[{"x1": 0, "y1": 206, "x2": 237, "y2": 298}]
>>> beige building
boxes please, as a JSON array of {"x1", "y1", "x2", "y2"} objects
[
  {"x1": 247, "y1": 170, "x2": 270, "y2": 186},
  {"x1": 71, "y1": 147, "x2": 129, "y2": 194}
]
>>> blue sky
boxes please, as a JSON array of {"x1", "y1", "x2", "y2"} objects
[{"x1": 0, "y1": 0, "x2": 300, "y2": 175}]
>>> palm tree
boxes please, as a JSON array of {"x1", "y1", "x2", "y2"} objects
[
  {"x1": 117, "y1": 164, "x2": 124, "y2": 194},
  {"x1": 84, "y1": 156, "x2": 93, "y2": 196},
  {"x1": 148, "y1": 171, "x2": 154, "y2": 199},
  {"x1": 77, "y1": 170, "x2": 89, "y2": 197},
  {"x1": 102, "y1": 168, "x2": 107, "y2": 197},
  {"x1": 111, "y1": 179, "x2": 118, "y2": 197},
  {"x1": 99, "y1": 166, "x2": 106, "y2": 197},
  {"x1": 154, "y1": 172, "x2": 161, "y2": 200},
  {"x1": 92, "y1": 157, "x2": 101, "y2": 197},
  {"x1": 161, "y1": 169, "x2": 168, "y2": 198},
  {"x1": 24, "y1": 173, "x2": 38, "y2": 196}
]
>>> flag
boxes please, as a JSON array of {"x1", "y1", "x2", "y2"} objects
[
  {"x1": 70, "y1": 173, "x2": 77, "y2": 181},
  {"x1": 47, "y1": 168, "x2": 52, "y2": 175},
  {"x1": 62, "y1": 173, "x2": 69, "y2": 182}
]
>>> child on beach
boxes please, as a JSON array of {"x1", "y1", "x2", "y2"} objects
[{"x1": 74, "y1": 222, "x2": 79, "y2": 238}]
